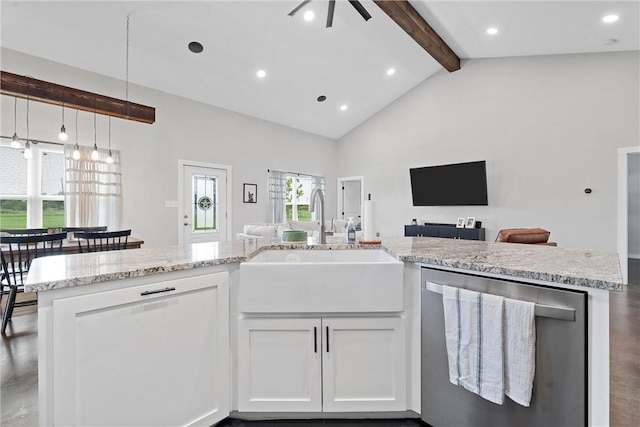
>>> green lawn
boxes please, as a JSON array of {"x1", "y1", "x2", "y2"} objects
[
  {"x1": 286, "y1": 205, "x2": 311, "y2": 221},
  {"x1": 0, "y1": 205, "x2": 65, "y2": 229}
]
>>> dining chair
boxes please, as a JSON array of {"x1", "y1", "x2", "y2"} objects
[
  {"x1": 62, "y1": 226, "x2": 108, "y2": 233},
  {"x1": 0, "y1": 232, "x2": 67, "y2": 334},
  {"x1": 0, "y1": 228, "x2": 49, "y2": 236},
  {"x1": 74, "y1": 229, "x2": 132, "y2": 253}
]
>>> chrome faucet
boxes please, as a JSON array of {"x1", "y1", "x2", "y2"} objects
[{"x1": 309, "y1": 187, "x2": 326, "y2": 244}]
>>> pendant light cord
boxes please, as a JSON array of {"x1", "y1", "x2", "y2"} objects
[
  {"x1": 26, "y1": 95, "x2": 29, "y2": 141},
  {"x1": 13, "y1": 97, "x2": 17, "y2": 133},
  {"x1": 108, "y1": 117, "x2": 112, "y2": 151},
  {"x1": 75, "y1": 109, "x2": 79, "y2": 144},
  {"x1": 94, "y1": 99, "x2": 97, "y2": 145},
  {"x1": 125, "y1": 13, "x2": 130, "y2": 118}
]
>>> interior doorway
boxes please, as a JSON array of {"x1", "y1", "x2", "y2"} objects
[
  {"x1": 337, "y1": 176, "x2": 364, "y2": 228},
  {"x1": 178, "y1": 160, "x2": 232, "y2": 245},
  {"x1": 617, "y1": 146, "x2": 640, "y2": 285}
]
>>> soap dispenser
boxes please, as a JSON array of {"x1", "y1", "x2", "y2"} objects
[{"x1": 346, "y1": 217, "x2": 356, "y2": 244}]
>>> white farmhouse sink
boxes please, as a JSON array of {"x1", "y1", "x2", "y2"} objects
[{"x1": 239, "y1": 249, "x2": 404, "y2": 313}]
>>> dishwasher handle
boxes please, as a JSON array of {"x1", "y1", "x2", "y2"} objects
[{"x1": 423, "y1": 281, "x2": 575, "y2": 321}]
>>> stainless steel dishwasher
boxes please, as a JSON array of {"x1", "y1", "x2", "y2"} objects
[{"x1": 421, "y1": 267, "x2": 587, "y2": 427}]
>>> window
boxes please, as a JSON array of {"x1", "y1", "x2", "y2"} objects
[
  {"x1": 0, "y1": 144, "x2": 65, "y2": 229},
  {"x1": 285, "y1": 175, "x2": 314, "y2": 221},
  {"x1": 268, "y1": 169, "x2": 324, "y2": 224}
]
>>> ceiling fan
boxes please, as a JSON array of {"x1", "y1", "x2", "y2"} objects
[{"x1": 288, "y1": 0, "x2": 372, "y2": 28}]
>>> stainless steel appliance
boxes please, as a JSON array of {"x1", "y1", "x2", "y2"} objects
[{"x1": 421, "y1": 267, "x2": 587, "y2": 427}]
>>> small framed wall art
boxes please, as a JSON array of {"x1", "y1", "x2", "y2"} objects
[
  {"x1": 456, "y1": 218, "x2": 466, "y2": 228},
  {"x1": 465, "y1": 217, "x2": 476, "y2": 228},
  {"x1": 243, "y1": 183, "x2": 257, "y2": 203}
]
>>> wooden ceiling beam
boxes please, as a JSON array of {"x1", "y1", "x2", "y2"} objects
[
  {"x1": 1, "y1": 71, "x2": 155, "y2": 124},
  {"x1": 373, "y1": 0, "x2": 460, "y2": 72}
]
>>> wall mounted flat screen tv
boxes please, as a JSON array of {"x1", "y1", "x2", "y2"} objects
[{"x1": 410, "y1": 160, "x2": 488, "y2": 206}]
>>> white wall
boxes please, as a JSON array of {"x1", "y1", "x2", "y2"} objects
[
  {"x1": 336, "y1": 52, "x2": 640, "y2": 252},
  {"x1": 1, "y1": 48, "x2": 337, "y2": 247},
  {"x1": 629, "y1": 152, "x2": 640, "y2": 258}
]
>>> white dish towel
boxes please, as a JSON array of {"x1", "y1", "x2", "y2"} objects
[
  {"x1": 442, "y1": 285, "x2": 505, "y2": 405},
  {"x1": 504, "y1": 297, "x2": 536, "y2": 407}
]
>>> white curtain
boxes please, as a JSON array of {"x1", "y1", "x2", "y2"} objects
[
  {"x1": 64, "y1": 144, "x2": 122, "y2": 230},
  {"x1": 268, "y1": 169, "x2": 287, "y2": 223}
]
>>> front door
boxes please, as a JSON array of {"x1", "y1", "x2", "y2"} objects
[{"x1": 180, "y1": 163, "x2": 229, "y2": 245}]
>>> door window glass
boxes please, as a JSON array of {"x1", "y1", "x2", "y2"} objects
[{"x1": 192, "y1": 174, "x2": 217, "y2": 232}]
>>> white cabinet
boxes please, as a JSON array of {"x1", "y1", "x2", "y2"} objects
[
  {"x1": 238, "y1": 316, "x2": 406, "y2": 413},
  {"x1": 50, "y1": 272, "x2": 229, "y2": 426},
  {"x1": 322, "y1": 317, "x2": 406, "y2": 412},
  {"x1": 237, "y1": 318, "x2": 322, "y2": 412}
]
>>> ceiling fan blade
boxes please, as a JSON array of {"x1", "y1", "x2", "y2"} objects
[
  {"x1": 326, "y1": 0, "x2": 336, "y2": 28},
  {"x1": 348, "y1": 0, "x2": 372, "y2": 21},
  {"x1": 288, "y1": 0, "x2": 313, "y2": 17}
]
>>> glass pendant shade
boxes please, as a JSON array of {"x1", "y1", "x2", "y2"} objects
[
  {"x1": 58, "y1": 124, "x2": 69, "y2": 141},
  {"x1": 72, "y1": 142, "x2": 81, "y2": 160},
  {"x1": 23, "y1": 140, "x2": 32, "y2": 159},
  {"x1": 10, "y1": 133, "x2": 21, "y2": 149},
  {"x1": 91, "y1": 143, "x2": 100, "y2": 161},
  {"x1": 105, "y1": 151, "x2": 114, "y2": 164}
]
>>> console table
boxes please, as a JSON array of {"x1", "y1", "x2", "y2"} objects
[{"x1": 404, "y1": 223, "x2": 485, "y2": 241}]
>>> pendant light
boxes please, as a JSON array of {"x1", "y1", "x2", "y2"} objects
[
  {"x1": 91, "y1": 105, "x2": 100, "y2": 161},
  {"x1": 58, "y1": 95, "x2": 69, "y2": 141},
  {"x1": 105, "y1": 116, "x2": 114, "y2": 164},
  {"x1": 23, "y1": 96, "x2": 32, "y2": 159},
  {"x1": 72, "y1": 109, "x2": 81, "y2": 160},
  {"x1": 10, "y1": 97, "x2": 21, "y2": 148}
]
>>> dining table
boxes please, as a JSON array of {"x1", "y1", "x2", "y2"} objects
[{"x1": 59, "y1": 236, "x2": 144, "y2": 254}]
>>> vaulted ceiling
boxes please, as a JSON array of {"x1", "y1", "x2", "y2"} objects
[{"x1": 1, "y1": 1, "x2": 638, "y2": 139}]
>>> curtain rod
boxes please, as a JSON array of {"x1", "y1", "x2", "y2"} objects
[
  {"x1": 1, "y1": 135, "x2": 64, "y2": 147},
  {"x1": 267, "y1": 169, "x2": 321, "y2": 178}
]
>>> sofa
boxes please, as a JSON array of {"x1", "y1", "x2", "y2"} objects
[{"x1": 236, "y1": 219, "x2": 363, "y2": 241}]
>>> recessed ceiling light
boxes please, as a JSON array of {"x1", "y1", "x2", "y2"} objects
[
  {"x1": 304, "y1": 10, "x2": 315, "y2": 21},
  {"x1": 188, "y1": 41, "x2": 204, "y2": 53},
  {"x1": 386, "y1": 68, "x2": 396, "y2": 76},
  {"x1": 486, "y1": 27, "x2": 498, "y2": 35},
  {"x1": 256, "y1": 70, "x2": 266, "y2": 78},
  {"x1": 340, "y1": 105, "x2": 348, "y2": 111},
  {"x1": 602, "y1": 14, "x2": 619, "y2": 23},
  {"x1": 317, "y1": 95, "x2": 327, "y2": 102}
]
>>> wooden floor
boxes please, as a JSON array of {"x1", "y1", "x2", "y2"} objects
[
  {"x1": 610, "y1": 259, "x2": 640, "y2": 427},
  {"x1": 2, "y1": 261, "x2": 639, "y2": 426}
]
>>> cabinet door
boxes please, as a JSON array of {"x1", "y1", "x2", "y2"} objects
[
  {"x1": 423, "y1": 226, "x2": 439, "y2": 237},
  {"x1": 438, "y1": 227, "x2": 457, "y2": 239},
  {"x1": 457, "y1": 228, "x2": 482, "y2": 240},
  {"x1": 322, "y1": 317, "x2": 406, "y2": 412},
  {"x1": 404, "y1": 225, "x2": 421, "y2": 236},
  {"x1": 238, "y1": 318, "x2": 322, "y2": 412},
  {"x1": 52, "y1": 272, "x2": 229, "y2": 427}
]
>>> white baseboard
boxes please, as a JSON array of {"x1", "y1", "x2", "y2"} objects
[{"x1": 628, "y1": 253, "x2": 640, "y2": 260}]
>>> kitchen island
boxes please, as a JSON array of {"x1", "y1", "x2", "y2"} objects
[{"x1": 26, "y1": 237, "x2": 621, "y2": 426}]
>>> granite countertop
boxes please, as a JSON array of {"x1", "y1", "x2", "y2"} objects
[{"x1": 25, "y1": 236, "x2": 622, "y2": 293}]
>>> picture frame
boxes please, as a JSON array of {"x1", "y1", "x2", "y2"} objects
[
  {"x1": 465, "y1": 217, "x2": 476, "y2": 229},
  {"x1": 243, "y1": 183, "x2": 257, "y2": 204},
  {"x1": 456, "y1": 218, "x2": 465, "y2": 228}
]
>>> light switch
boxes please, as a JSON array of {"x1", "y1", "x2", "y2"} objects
[{"x1": 165, "y1": 200, "x2": 178, "y2": 208}]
